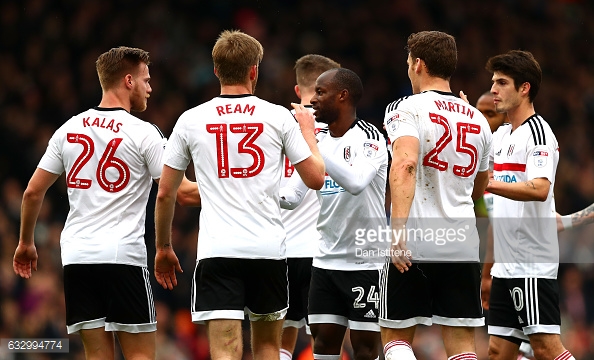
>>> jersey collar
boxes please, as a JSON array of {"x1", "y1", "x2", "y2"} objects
[
  {"x1": 421, "y1": 90, "x2": 456, "y2": 97},
  {"x1": 218, "y1": 94, "x2": 255, "y2": 98},
  {"x1": 94, "y1": 106, "x2": 128, "y2": 112}
]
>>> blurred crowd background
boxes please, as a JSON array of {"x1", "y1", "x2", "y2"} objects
[{"x1": 1, "y1": 0, "x2": 593, "y2": 359}]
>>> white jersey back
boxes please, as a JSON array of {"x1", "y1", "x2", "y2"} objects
[
  {"x1": 384, "y1": 91, "x2": 492, "y2": 262},
  {"x1": 313, "y1": 119, "x2": 388, "y2": 271},
  {"x1": 281, "y1": 106, "x2": 325, "y2": 258},
  {"x1": 38, "y1": 107, "x2": 166, "y2": 266},
  {"x1": 165, "y1": 95, "x2": 312, "y2": 260},
  {"x1": 490, "y1": 114, "x2": 559, "y2": 278}
]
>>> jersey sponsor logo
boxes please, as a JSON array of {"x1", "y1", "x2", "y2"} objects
[
  {"x1": 344, "y1": 146, "x2": 351, "y2": 162},
  {"x1": 494, "y1": 174, "x2": 517, "y2": 183},
  {"x1": 507, "y1": 144, "x2": 515, "y2": 157},
  {"x1": 533, "y1": 150, "x2": 548, "y2": 156},
  {"x1": 363, "y1": 142, "x2": 379, "y2": 158},
  {"x1": 320, "y1": 178, "x2": 345, "y2": 195}
]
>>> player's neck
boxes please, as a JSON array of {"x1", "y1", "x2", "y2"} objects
[
  {"x1": 507, "y1": 102, "x2": 535, "y2": 131},
  {"x1": 418, "y1": 76, "x2": 451, "y2": 94},
  {"x1": 299, "y1": 91, "x2": 314, "y2": 106},
  {"x1": 220, "y1": 84, "x2": 253, "y2": 95},
  {"x1": 99, "y1": 90, "x2": 131, "y2": 112},
  {"x1": 328, "y1": 112, "x2": 357, "y2": 137}
]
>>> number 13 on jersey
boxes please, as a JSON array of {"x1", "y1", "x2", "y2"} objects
[{"x1": 207, "y1": 123, "x2": 265, "y2": 178}]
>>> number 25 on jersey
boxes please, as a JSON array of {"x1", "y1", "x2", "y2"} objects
[
  {"x1": 422, "y1": 113, "x2": 481, "y2": 178},
  {"x1": 66, "y1": 133, "x2": 130, "y2": 192}
]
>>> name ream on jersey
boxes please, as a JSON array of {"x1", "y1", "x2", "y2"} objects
[
  {"x1": 83, "y1": 117, "x2": 122, "y2": 133},
  {"x1": 494, "y1": 174, "x2": 517, "y2": 183},
  {"x1": 434, "y1": 100, "x2": 474, "y2": 119},
  {"x1": 216, "y1": 103, "x2": 255, "y2": 116},
  {"x1": 320, "y1": 178, "x2": 345, "y2": 196}
]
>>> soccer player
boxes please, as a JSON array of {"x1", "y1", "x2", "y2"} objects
[
  {"x1": 281, "y1": 67, "x2": 388, "y2": 360},
  {"x1": 380, "y1": 31, "x2": 492, "y2": 360},
  {"x1": 153, "y1": 30, "x2": 325, "y2": 360},
  {"x1": 485, "y1": 50, "x2": 575, "y2": 360},
  {"x1": 280, "y1": 54, "x2": 340, "y2": 360},
  {"x1": 12, "y1": 46, "x2": 198, "y2": 360}
]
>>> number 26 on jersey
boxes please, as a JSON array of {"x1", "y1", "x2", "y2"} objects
[{"x1": 66, "y1": 133, "x2": 130, "y2": 192}]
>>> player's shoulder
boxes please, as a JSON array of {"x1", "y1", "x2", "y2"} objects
[
  {"x1": 520, "y1": 114, "x2": 556, "y2": 146},
  {"x1": 385, "y1": 95, "x2": 413, "y2": 114},
  {"x1": 354, "y1": 118, "x2": 384, "y2": 142}
]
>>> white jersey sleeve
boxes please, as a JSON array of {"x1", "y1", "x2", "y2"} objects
[{"x1": 321, "y1": 136, "x2": 385, "y2": 195}]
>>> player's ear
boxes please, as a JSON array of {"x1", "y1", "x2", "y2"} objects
[
  {"x1": 124, "y1": 74, "x2": 134, "y2": 89},
  {"x1": 520, "y1": 82, "x2": 531, "y2": 96},
  {"x1": 213, "y1": 67, "x2": 219, "y2": 79},
  {"x1": 295, "y1": 85, "x2": 301, "y2": 99}
]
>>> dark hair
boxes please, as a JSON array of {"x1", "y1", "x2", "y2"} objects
[
  {"x1": 485, "y1": 50, "x2": 542, "y2": 102},
  {"x1": 327, "y1": 68, "x2": 363, "y2": 105},
  {"x1": 294, "y1": 54, "x2": 341, "y2": 90},
  {"x1": 406, "y1": 31, "x2": 457, "y2": 80},
  {"x1": 212, "y1": 29, "x2": 264, "y2": 85},
  {"x1": 96, "y1": 46, "x2": 150, "y2": 91}
]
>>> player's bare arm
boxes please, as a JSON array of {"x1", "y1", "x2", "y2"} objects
[
  {"x1": 389, "y1": 135, "x2": 418, "y2": 272},
  {"x1": 291, "y1": 103, "x2": 325, "y2": 189},
  {"x1": 13, "y1": 168, "x2": 60, "y2": 279},
  {"x1": 176, "y1": 177, "x2": 201, "y2": 207},
  {"x1": 486, "y1": 176, "x2": 550, "y2": 202},
  {"x1": 557, "y1": 202, "x2": 594, "y2": 231},
  {"x1": 154, "y1": 165, "x2": 184, "y2": 290}
]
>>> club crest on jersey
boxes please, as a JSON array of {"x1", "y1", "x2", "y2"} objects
[
  {"x1": 507, "y1": 144, "x2": 515, "y2": 157},
  {"x1": 363, "y1": 142, "x2": 379, "y2": 158},
  {"x1": 533, "y1": 150, "x2": 548, "y2": 168},
  {"x1": 344, "y1": 146, "x2": 351, "y2": 162}
]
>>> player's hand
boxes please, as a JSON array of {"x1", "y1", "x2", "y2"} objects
[
  {"x1": 480, "y1": 276, "x2": 492, "y2": 310},
  {"x1": 13, "y1": 242, "x2": 38, "y2": 279},
  {"x1": 291, "y1": 103, "x2": 315, "y2": 133},
  {"x1": 154, "y1": 247, "x2": 183, "y2": 290},
  {"x1": 459, "y1": 90, "x2": 470, "y2": 104},
  {"x1": 390, "y1": 224, "x2": 412, "y2": 273}
]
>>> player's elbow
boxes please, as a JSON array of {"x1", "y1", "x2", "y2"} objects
[
  {"x1": 176, "y1": 192, "x2": 201, "y2": 207},
  {"x1": 303, "y1": 175, "x2": 324, "y2": 190}
]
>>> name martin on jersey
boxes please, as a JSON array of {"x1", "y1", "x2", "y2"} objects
[{"x1": 434, "y1": 100, "x2": 475, "y2": 119}]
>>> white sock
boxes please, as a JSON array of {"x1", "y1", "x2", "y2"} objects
[
  {"x1": 384, "y1": 340, "x2": 416, "y2": 360},
  {"x1": 448, "y1": 352, "x2": 477, "y2": 360},
  {"x1": 280, "y1": 348, "x2": 292, "y2": 360},
  {"x1": 312, "y1": 355, "x2": 340, "y2": 360},
  {"x1": 555, "y1": 350, "x2": 575, "y2": 360}
]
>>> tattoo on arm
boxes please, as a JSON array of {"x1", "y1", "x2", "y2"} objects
[
  {"x1": 571, "y1": 203, "x2": 594, "y2": 227},
  {"x1": 525, "y1": 181, "x2": 536, "y2": 190}
]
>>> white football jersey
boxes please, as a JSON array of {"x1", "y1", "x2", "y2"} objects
[
  {"x1": 165, "y1": 95, "x2": 312, "y2": 260},
  {"x1": 490, "y1": 114, "x2": 559, "y2": 278},
  {"x1": 384, "y1": 91, "x2": 492, "y2": 262},
  {"x1": 281, "y1": 106, "x2": 325, "y2": 258},
  {"x1": 313, "y1": 119, "x2": 389, "y2": 271},
  {"x1": 38, "y1": 107, "x2": 166, "y2": 266}
]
